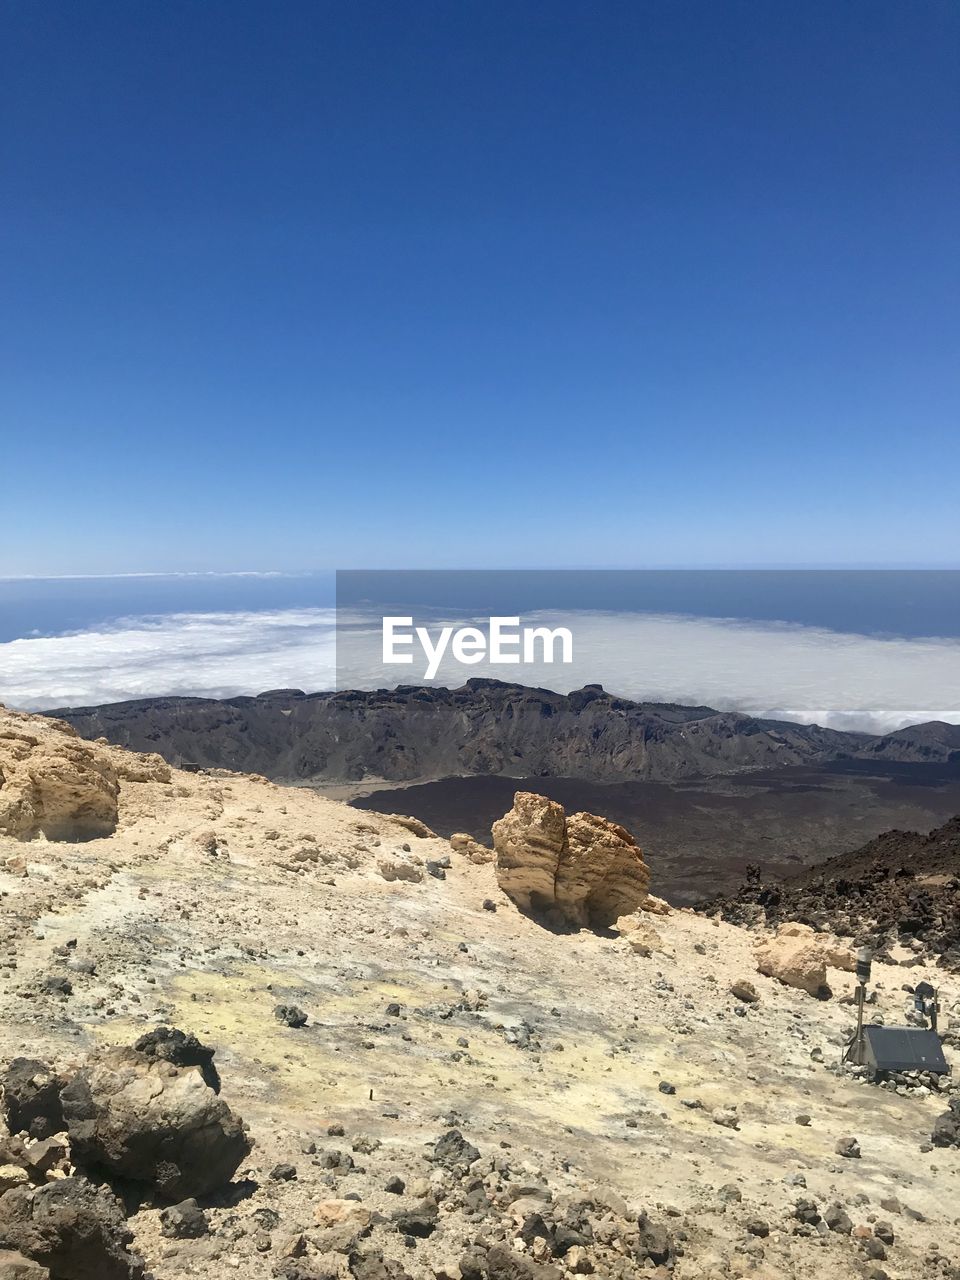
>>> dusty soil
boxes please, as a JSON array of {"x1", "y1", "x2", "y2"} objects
[{"x1": 1, "y1": 709, "x2": 959, "y2": 1279}]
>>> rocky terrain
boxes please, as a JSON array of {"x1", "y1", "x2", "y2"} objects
[
  {"x1": 49, "y1": 682, "x2": 960, "y2": 786},
  {"x1": 704, "y1": 816, "x2": 960, "y2": 970},
  {"x1": 1, "y1": 705, "x2": 959, "y2": 1280},
  {"x1": 349, "y1": 763, "x2": 960, "y2": 906}
]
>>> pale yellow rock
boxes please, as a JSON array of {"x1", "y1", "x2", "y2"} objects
[
  {"x1": 759, "y1": 922, "x2": 855, "y2": 984},
  {"x1": 378, "y1": 858, "x2": 423, "y2": 883},
  {"x1": 0, "y1": 1165, "x2": 29, "y2": 1195},
  {"x1": 565, "y1": 1244, "x2": 593, "y2": 1274},
  {"x1": 492, "y1": 791, "x2": 650, "y2": 928},
  {"x1": 449, "y1": 833, "x2": 493, "y2": 864},
  {"x1": 778, "y1": 922, "x2": 856, "y2": 971},
  {"x1": 0, "y1": 1249, "x2": 51, "y2": 1280},
  {"x1": 754, "y1": 930, "x2": 828, "y2": 996},
  {"x1": 386, "y1": 813, "x2": 436, "y2": 839},
  {"x1": 314, "y1": 1198, "x2": 372, "y2": 1229},
  {"x1": 0, "y1": 712, "x2": 119, "y2": 840}
]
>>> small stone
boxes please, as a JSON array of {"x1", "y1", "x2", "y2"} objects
[
  {"x1": 712, "y1": 1107, "x2": 739, "y2": 1130},
  {"x1": 274, "y1": 1005, "x2": 308, "y2": 1029},
  {"x1": 160, "y1": 1198, "x2": 208, "y2": 1239},
  {"x1": 270, "y1": 1163, "x2": 297, "y2": 1181},
  {"x1": 392, "y1": 1204, "x2": 438, "y2": 1238},
  {"x1": 835, "y1": 1136, "x2": 861, "y2": 1159},
  {"x1": 730, "y1": 979, "x2": 759, "y2": 1004},
  {"x1": 824, "y1": 1203, "x2": 853, "y2": 1235},
  {"x1": 794, "y1": 1198, "x2": 821, "y2": 1225}
]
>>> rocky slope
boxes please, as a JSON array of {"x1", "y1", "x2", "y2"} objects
[
  {"x1": 703, "y1": 815, "x2": 960, "y2": 970},
  {"x1": 48, "y1": 682, "x2": 959, "y2": 786},
  {"x1": 1, "y1": 706, "x2": 959, "y2": 1280}
]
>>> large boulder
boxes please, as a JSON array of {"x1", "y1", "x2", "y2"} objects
[
  {"x1": 776, "y1": 921, "x2": 855, "y2": 971},
  {"x1": 0, "y1": 716, "x2": 118, "y2": 841},
  {"x1": 59, "y1": 1038, "x2": 250, "y2": 1200},
  {"x1": 492, "y1": 792, "x2": 650, "y2": 929},
  {"x1": 754, "y1": 924, "x2": 834, "y2": 997},
  {"x1": 0, "y1": 1179, "x2": 143, "y2": 1280}
]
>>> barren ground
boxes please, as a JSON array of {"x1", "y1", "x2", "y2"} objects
[{"x1": 1, "y1": 710, "x2": 958, "y2": 1279}]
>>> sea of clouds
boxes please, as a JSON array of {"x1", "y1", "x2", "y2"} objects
[{"x1": 1, "y1": 606, "x2": 959, "y2": 735}]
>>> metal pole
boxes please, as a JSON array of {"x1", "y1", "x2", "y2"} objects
[{"x1": 854, "y1": 982, "x2": 865, "y2": 1065}]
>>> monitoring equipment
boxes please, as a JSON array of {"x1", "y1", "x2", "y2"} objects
[{"x1": 843, "y1": 954, "x2": 949, "y2": 1075}]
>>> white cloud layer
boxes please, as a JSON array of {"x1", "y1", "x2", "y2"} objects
[
  {"x1": 1, "y1": 607, "x2": 958, "y2": 734},
  {"x1": 0, "y1": 610, "x2": 337, "y2": 710}
]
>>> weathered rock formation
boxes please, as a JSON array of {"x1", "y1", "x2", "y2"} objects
[
  {"x1": 59, "y1": 1041, "x2": 250, "y2": 1200},
  {"x1": 0, "y1": 717, "x2": 119, "y2": 842},
  {"x1": 492, "y1": 792, "x2": 650, "y2": 928},
  {"x1": 0, "y1": 708, "x2": 170, "y2": 842},
  {"x1": 616, "y1": 916, "x2": 666, "y2": 957}
]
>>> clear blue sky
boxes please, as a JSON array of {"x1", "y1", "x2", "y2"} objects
[{"x1": 2, "y1": 0, "x2": 957, "y2": 574}]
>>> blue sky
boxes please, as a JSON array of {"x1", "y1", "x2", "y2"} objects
[{"x1": 2, "y1": 0, "x2": 958, "y2": 575}]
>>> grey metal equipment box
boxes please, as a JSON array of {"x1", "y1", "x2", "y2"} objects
[{"x1": 860, "y1": 1026, "x2": 949, "y2": 1074}]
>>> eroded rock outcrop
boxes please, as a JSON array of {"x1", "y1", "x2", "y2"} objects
[
  {"x1": 492, "y1": 792, "x2": 650, "y2": 928},
  {"x1": 0, "y1": 718, "x2": 119, "y2": 842},
  {"x1": 0, "y1": 708, "x2": 171, "y2": 843},
  {"x1": 60, "y1": 1040, "x2": 250, "y2": 1200}
]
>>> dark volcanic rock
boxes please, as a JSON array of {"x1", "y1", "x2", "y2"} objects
[
  {"x1": 49, "y1": 681, "x2": 953, "y2": 786},
  {"x1": 133, "y1": 1026, "x2": 221, "y2": 1092},
  {"x1": 0, "y1": 1061, "x2": 64, "y2": 1141},
  {"x1": 931, "y1": 1099, "x2": 960, "y2": 1148},
  {"x1": 484, "y1": 1246, "x2": 562, "y2": 1279},
  {"x1": 274, "y1": 1005, "x2": 308, "y2": 1028},
  {"x1": 159, "y1": 1198, "x2": 208, "y2": 1239},
  {"x1": 0, "y1": 1178, "x2": 144, "y2": 1280},
  {"x1": 60, "y1": 1041, "x2": 250, "y2": 1200},
  {"x1": 430, "y1": 1129, "x2": 480, "y2": 1169},
  {"x1": 348, "y1": 1250, "x2": 412, "y2": 1280},
  {"x1": 703, "y1": 815, "x2": 960, "y2": 968}
]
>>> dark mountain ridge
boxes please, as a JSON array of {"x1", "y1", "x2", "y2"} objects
[{"x1": 47, "y1": 679, "x2": 959, "y2": 785}]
